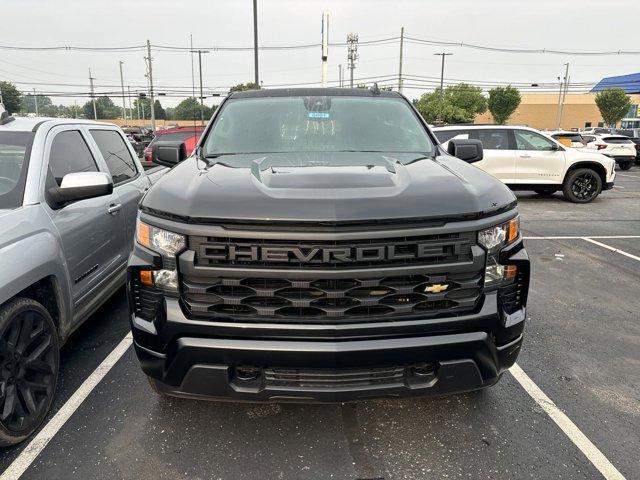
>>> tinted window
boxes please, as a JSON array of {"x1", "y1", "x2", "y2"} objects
[
  {"x1": 552, "y1": 133, "x2": 583, "y2": 143},
  {"x1": 202, "y1": 96, "x2": 434, "y2": 158},
  {"x1": 433, "y1": 130, "x2": 469, "y2": 143},
  {"x1": 0, "y1": 132, "x2": 35, "y2": 209},
  {"x1": 475, "y1": 129, "x2": 510, "y2": 150},
  {"x1": 90, "y1": 129, "x2": 137, "y2": 184},
  {"x1": 514, "y1": 130, "x2": 556, "y2": 151},
  {"x1": 152, "y1": 130, "x2": 202, "y2": 144},
  {"x1": 583, "y1": 135, "x2": 596, "y2": 143},
  {"x1": 49, "y1": 131, "x2": 98, "y2": 186},
  {"x1": 603, "y1": 136, "x2": 633, "y2": 144}
]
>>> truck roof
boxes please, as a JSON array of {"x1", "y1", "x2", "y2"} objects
[
  {"x1": 229, "y1": 87, "x2": 403, "y2": 99},
  {"x1": 0, "y1": 116, "x2": 116, "y2": 133}
]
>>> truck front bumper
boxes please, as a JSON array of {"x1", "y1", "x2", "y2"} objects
[{"x1": 131, "y1": 292, "x2": 526, "y2": 402}]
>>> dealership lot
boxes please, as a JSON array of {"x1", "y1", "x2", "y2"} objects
[{"x1": 1, "y1": 169, "x2": 638, "y2": 480}]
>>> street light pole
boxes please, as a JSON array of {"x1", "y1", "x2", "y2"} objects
[
  {"x1": 253, "y1": 0, "x2": 259, "y2": 89},
  {"x1": 190, "y1": 49, "x2": 210, "y2": 125},
  {"x1": 119, "y1": 61, "x2": 126, "y2": 121},
  {"x1": 434, "y1": 53, "x2": 452, "y2": 124},
  {"x1": 33, "y1": 88, "x2": 38, "y2": 115}
]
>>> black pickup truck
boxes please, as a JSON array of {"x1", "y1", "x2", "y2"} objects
[{"x1": 127, "y1": 88, "x2": 530, "y2": 402}]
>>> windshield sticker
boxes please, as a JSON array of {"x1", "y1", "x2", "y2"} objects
[{"x1": 308, "y1": 112, "x2": 330, "y2": 120}]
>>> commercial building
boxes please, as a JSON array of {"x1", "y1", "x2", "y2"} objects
[{"x1": 474, "y1": 72, "x2": 640, "y2": 131}]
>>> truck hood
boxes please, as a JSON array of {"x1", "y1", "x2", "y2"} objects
[{"x1": 141, "y1": 152, "x2": 516, "y2": 223}]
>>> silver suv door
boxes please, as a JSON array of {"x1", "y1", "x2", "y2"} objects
[
  {"x1": 86, "y1": 127, "x2": 150, "y2": 252},
  {"x1": 43, "y1": 126, "x2": 127, "y2": 320}
]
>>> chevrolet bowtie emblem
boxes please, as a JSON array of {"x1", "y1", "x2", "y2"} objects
[{"x1": 424, "y1": 283, "x2": 448, "y2": 294}]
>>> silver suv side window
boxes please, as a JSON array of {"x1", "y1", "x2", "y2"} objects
[
  {"x1": 89, "y1": 129, "x2": 137, "y2": 185},
  {"x1": 514, "y1": 130, "x2": 556, "y2": 151},
  {"x1": 49, "y1": 130, "x2": 98, "y2": 186}
]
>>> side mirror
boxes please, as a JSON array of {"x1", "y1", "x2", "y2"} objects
[
  {"x1": 447, "y1": 139, "x2": 483, "y2": 163},
  {"x1": 550, "y1": 142, "x2": 561, "y2": 151},
  {"x1": 49, "y1": 172, "x2": 113, "y2": 206},
  {"x1": 152, "y1": 141, "x2": 187, "y2": 167}
]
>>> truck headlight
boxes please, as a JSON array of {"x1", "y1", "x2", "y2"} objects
[
  {"x1": 479, "y1": 217, "x2": 519, "y2": 286},
  {"x1": 136, "y1": 219, "x2": 186, "y2": 257},
  {"x1": 136, "y1": 219, "x2": 185, "y2": 292}
]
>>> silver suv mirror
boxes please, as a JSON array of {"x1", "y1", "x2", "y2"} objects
[{"x1": 49, "y1": 171, "x2": 113, "y2": 207}]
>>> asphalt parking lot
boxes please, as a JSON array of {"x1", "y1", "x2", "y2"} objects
[{"x1": 1, "y1": 167, "x2": 639, "y2": 480}]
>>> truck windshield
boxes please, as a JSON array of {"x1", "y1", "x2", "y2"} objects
[
  {"x1": 202, "y1": 96, "x2": 434, "y2": 159},
  {"x1": 0, "y1": 131, "x2": 35, "y2": 209}
]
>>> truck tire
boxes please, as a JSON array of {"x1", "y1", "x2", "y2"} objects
[
  {"x1": 562, "y1": 168, "x2": 602, "y2": 203},
  {"x1": 0, "y1": 298, "x2": 59, "y2": 447}
]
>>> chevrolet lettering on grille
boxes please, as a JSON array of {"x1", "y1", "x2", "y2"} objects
[{"x1": 199, "y1": 242, "x2": 461, "y2": 264}]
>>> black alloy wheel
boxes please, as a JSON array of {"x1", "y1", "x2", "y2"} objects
[
  {"x1": 563, "y1": 168, "x2": 602, "y2": 203},
  {"x1": 0, "y1": 298, "x2": 59, "y2": 446}
]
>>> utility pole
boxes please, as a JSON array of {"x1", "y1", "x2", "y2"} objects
[
  {"x1": 253, "y1": 0, "x2": 259, "y2": 89},
  {"x1": 127, "y1": 85, "x2": 132, "y2": 120},
  {"x1": 398, "y1": 27, "x2": 404, "y2": 94},
  {"x1": 338, "y1": 64, "x2": 342, "y2": 87},
  {"x1": 119, "y1": 61, "x2": 126, "y2": 121},
  {"x1": 555, "y1": 63, "x2": 569, "y2": 129},
  {"x1": 33, "y1": 88, "x2": 38, "y2": 116},
  {"x1": 73, "y1": 100, "x2": 78, "y2": 119},
  {"x1": 146, "y1": 40, "x2": 156, "y2": 131},
  {"x1": 191, "y1": 49, "x2": 210, "y2": 125},
  {"x1": 558, "y1": 63, "x2": 570, "y2": 128},
  {"x1": 321, "y1": 11, "x2": 329, "y2": 87},
  {"x1": 88, "y1": 69, "x2": 97, "y2": 120},
  {"x1": 434, "y1": 53, "x2": 452, "y2": 124},
  {"x1": 347, "y1": 33, "x2": 359, "y2": 88}
]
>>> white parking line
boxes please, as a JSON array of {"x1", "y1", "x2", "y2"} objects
[
  {"x1": 510, "y1": 364, "x2": 626, "y2": 480},
  {"x1": 582, "y1": 237, "x2": 640, "y2": 262},
  {"x1": 0, "y1": 334, "x2": 133, "y2": 480},
  {"x1": 523, "y1": 235, "x2": 640, "y2": 240},
  {"x1": 616, "y1": 173, "x2": 640, "y2": 179}
]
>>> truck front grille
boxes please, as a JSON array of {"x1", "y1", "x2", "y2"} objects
[
  {"x1": 180, "y1": 270, "x2": 482, "y2": 323},
  {"x1": 264, "y1": 365, "x2": 407, "y2": 389}
]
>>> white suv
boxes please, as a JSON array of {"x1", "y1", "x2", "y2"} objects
[
  {"x1": 585, "y1": 134, "x2": 635, "y2": 170},
  {"x1": 433, "y1": 125, "x2": 616, "y2": 203}
]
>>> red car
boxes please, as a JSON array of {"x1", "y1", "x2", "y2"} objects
[{"x1": 142, "y1": 126, "x2": 205, "y2": 168}]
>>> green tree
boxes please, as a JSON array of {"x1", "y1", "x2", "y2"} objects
[
  {"x1": 133, "y1": 97, "x2": 151, "y2": 119},
  {"x1": 154, "y1": 100, "x2": 166, "y2": 120},
  {"x1": 82, "y1": 96, "x2": 120, "y2": 119},
  {"x1": 595, "y1": 88, "x2": 632, "y2": 127},
  {"x1": 174, "y1": 97, "x2": 214, "y2": 120},
  {"x1": 229, "y1": 82, "x2": 258, "y2": 92},
  {"x1": 488, "y1": 86, "x2": 521, "y2": 124},
  {"x1": 0, "y1": 81, "x2": 22, "y2": 114},
  {"x1": 21, "y1": 94, "x2": 54, "y2": 115},
  {"x1": 414, "y1": 83, "x2": 487, "y2": 124}
]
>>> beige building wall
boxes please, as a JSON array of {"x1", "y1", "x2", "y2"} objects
[{"x1": 474, "y1": 93, "x2": 640, "y2": 131}]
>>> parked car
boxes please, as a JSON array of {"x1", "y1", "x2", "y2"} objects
[
  {"x1": 585, "y1": 134, "x2": 636, "y2": 170},
  {"x1": 548, "y1": 131, "x2": 586, "y2": 148},
  {"x1": 433, "y1": 125, "x2": 616, "y2": 203},
  {"x1": 122, "y1": 126, "x2": 153, "y2": 157},
  {"x1": 0, "y1": 112, "x2": 166, "y2": 446},
  {"x1": 141, "y1": 126, "x2": 205, "y2": 169},
  {"x1": 629, "y1": 138, "x2": 640, "y2": 163},
  {"x1": 128, "y1": 87, "x2": 530, "y2": 404}
]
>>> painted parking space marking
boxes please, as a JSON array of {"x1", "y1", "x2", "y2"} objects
[
  {"x1": 523, "y1": 235, "x2": 640, "y2": 240},
  {"x1": 510, "y1": 364, "x2": 626, "y2": 480},
  {"x1": 616, "y1": 173, "x2": 640, "y2": 179},
  {"x1": 581, "y1": 238, "x2": 640, "y2": 262},
  {"x1": 0, "y1": 334, "x2": 133, "y2": 480}
]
